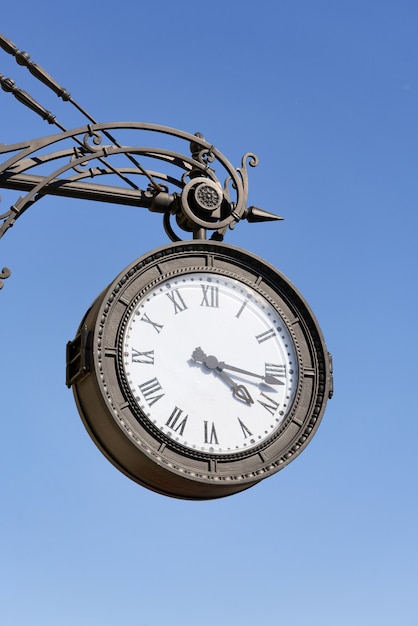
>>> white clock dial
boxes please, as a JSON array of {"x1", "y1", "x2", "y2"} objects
[{"x1": 122, "y1": 271, "x2": 299, "y2": 455}]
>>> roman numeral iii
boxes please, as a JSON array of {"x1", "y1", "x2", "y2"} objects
[{"x1": 265, "y1": 362, "x2": 286, "y2": 384}]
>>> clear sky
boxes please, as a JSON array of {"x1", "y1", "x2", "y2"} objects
[{"x1": 1, "y1": 1, "x2": 417, "y2": 624}]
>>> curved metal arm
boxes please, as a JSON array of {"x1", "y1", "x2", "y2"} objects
[
  {"x1": 0, "y1": 122, "x2": 281, "y2": 240},
  {"x1": 0, "y1": 33, "x2": 283, "y2": 290}
]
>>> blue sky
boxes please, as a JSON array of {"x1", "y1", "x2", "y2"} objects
[{"x1": 1, "y1": 1, "x2": 417, "y2": 624}]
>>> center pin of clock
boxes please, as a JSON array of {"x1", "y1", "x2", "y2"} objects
[
  {"x1": 191, "y1": 347, "x2": 254, "y2": 405},
  {"x1": 203, "y1": 354, "x2": 219, "y2": 370}
]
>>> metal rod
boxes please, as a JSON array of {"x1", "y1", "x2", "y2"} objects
[
  {"x1": 0, "y1": 171, "x2": 153, "y2": 207},
  {"x1": 0, "y1": 33, "x2": 162, "y2": 192}
]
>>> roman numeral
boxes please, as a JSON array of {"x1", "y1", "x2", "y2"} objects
[
  {"x1": 138, "y1": 377, "x2": 164, "y2": 406},
  {"x1": 166, "y1": 406, "x2": 188, "y2": 435},
  {"x1": 131, "y1": 348, "x2": 154, "y2": 364},
  {"x1": 200, "y1": 285, "x2": 219, "y2": 308},
  {"x1": 257, "y1": 391, "x2": 280, "y2": 416},
  {"x1": 203, "y1": 421, "x2": 219, "y2": 445},
  {"x1": 255, "y1": 328, "x2": 276, "y2": 344},
  {"x1": 166, "y1": 289, "x2": 188, "y2": 314},
  {"x1": 265, "y1": 362, "x2": 286, "y2": 385},
  {"x1": 235, "y1": 299, "x2": 248, "y2": 319},
  {"x1": 237, "y1": 418, "x2": 253, "y2": 439},
  {"x1": 140, "y1": 313, "x2": 163, "y2": 334}
]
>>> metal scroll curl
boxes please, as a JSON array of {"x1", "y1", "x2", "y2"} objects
[
  {"x1": 0, "y1": 122, "x2": 263, "y2": 243},
  {"x1": 0, "y1": 266, "x2": 11, "y2": 289}
]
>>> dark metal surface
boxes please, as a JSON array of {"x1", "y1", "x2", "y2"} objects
[
  {"x1": 0, "y1": 33, "x2": 282, "y2": 289},
  {"x1": 67, "y1": 240, "x2": 333, "y2": 500}
]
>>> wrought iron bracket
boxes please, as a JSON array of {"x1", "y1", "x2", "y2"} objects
[{"x1": 0, "y1": 33, "x2": 283, "y2": 290}]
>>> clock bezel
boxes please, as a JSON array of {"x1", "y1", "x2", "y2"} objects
[{"x1": 69, "y1": 240, "x2": 331, "y2": 499}]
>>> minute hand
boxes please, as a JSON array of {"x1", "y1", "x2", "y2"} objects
[{"x1": 217, "y1": 362, "x2": 284, "y2": 385}]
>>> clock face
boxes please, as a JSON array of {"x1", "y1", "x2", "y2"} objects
[{"x1": 122, "y1": 272, "x2": 299, "y2": 456}]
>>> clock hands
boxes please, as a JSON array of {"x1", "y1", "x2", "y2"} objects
[
  {"x1": 192, "y1": 346, "x2": 283, "y2": 387},
  {"x1": 191, "y1": 348, "x2": 254, "y2": 405},
  {"x1": 216, "y1": 369, "x2": 255, "y2": 405}
]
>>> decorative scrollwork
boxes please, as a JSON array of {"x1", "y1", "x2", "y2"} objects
[
  {"x1": 236, "y1": 152, "x2": 259, "y2": 199},
  {"x1": 83, "y1": 127, "x2": 103, "y2": 151},
  {"x1": 0, "y1": 266, "x2": 11, "y2": 289},
  {"x1": 0, "y1": 122, "x2": 282, "y2": 287},
  {"x1": 0, "y1": 123, "x2": 267, "y2": 243},
  {"x1": 189, "y1": 133, "x2": 215, "y2": 166},
  {"x1": 70, "y1": 145, "x2": 109, "y2": 175}
]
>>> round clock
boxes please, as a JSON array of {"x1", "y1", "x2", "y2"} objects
[{"x1": 66, "y1": 240, "x2": 333, "y2": 500}]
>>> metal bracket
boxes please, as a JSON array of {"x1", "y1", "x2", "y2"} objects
[
  {"x1": 66, "y1": 325, "x2": 92, "y2": 387},
  {"x1": 0, "y1": 33, "x2": 283, "y2": 289}
]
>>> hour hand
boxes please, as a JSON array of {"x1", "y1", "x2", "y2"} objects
[
  {"x1": 191, "y1": 348, "x2": 254, "y2": 405},
  {"x1": 216, "y1": 369, "x2": 254, "y2": 405}
]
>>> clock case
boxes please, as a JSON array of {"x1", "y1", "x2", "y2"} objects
[{"x1": 66, "y1": 240, "x2": 332, "y2": 500}]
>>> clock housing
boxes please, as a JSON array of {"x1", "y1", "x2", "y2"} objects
[{"x1": 66, "y1": 240, "x2": 332, "y2": 499}]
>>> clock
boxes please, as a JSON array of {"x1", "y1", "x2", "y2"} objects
[{"x1": 66, "y1": 240, "x2": 333, "y2": 499}]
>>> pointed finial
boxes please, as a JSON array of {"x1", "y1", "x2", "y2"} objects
[{"x1": 244, "y1": 206, "x2": 284, "y2": 223}]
